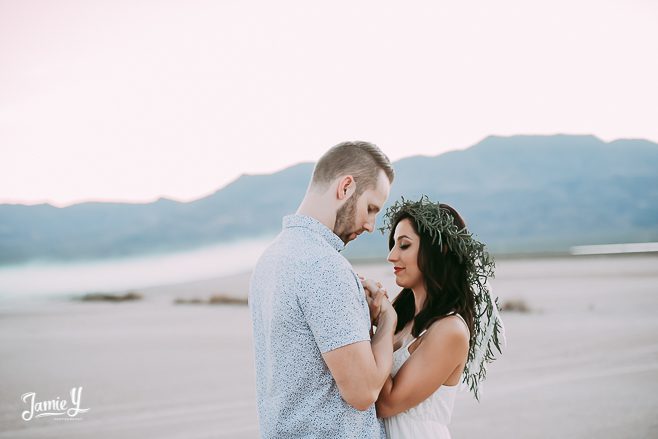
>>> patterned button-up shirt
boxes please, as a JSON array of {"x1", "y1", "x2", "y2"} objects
[{"x1": 249, "y1": 214, "x2": 384, "y2": 438}]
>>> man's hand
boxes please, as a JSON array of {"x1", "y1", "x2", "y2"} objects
[{"x1": 360, "y1": 276, "x2": 389, "y2": 324}]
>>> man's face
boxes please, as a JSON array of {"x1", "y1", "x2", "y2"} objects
[{"x1": 334, "y1": 170, "x2": 391, "y2": 244}]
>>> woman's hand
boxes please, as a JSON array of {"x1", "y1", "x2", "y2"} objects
[{"x1": 359, "y1": 276, "x2": 389, "y2": 324}]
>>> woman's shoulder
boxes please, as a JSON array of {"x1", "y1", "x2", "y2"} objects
[{"x1": 423, "y1": 314, "x2": 470, "y2": 348}]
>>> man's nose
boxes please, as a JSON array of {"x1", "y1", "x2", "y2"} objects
[{"x1": 363, "y1": 222, "x2": 374, "y2": 233}]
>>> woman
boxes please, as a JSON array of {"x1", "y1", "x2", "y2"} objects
[{"x1": 366, "y1": 196, "x2": 505, "y2": 439}]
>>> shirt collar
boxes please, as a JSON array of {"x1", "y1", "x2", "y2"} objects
[{"x1": 283, "y1": 214, "x2": 345, "y2": 252}]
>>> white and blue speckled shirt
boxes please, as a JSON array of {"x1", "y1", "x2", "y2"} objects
[{"x1": 249, "y1": 214, "x2": 384, "y2": 439}]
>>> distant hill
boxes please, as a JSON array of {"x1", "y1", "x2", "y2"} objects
[{"x1": 1, "y1": 134, "x2": 657, "y2": 265}]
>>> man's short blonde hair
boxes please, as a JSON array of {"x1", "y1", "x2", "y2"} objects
[{"x1": 311, "y1": 141, "x2": 394, "y2": 195}]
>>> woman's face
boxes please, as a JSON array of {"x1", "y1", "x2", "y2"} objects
[{"x1": 387, "y1": 218, "x2": 423, "y2": 290}]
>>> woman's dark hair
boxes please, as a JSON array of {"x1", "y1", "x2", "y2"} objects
[{"x1": 389, "y1": 204, "x2": 475, "y2": 338}]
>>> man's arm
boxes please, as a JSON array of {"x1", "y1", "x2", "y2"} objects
[{"x1": 322, "y1": 300, "x2": 396, "y2": 411}]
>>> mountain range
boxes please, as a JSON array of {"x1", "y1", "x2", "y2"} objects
[{"x1": 1, "y1": 134, "x2": 657, "y2": 265}]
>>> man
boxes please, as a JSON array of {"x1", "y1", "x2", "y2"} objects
[{"x1": 249, "y1": 141, "x2": 397, "y2": 438}]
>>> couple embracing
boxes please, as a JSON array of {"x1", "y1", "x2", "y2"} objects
[{"x1": 249, "y1": 141, "x2": 504, "y2": 439}]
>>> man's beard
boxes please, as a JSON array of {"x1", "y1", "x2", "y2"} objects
[{"x1": 334, "y1": 195, "x2": 358, "y2": 244}]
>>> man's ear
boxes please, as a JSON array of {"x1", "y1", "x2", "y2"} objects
[{"x1": 336, "y1": 175, "x2": 356, "y2": 201}]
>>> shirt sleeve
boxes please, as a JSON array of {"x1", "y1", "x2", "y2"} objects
[{"x1": 298, "y1": 256, "x2": 371, "y2": 354}]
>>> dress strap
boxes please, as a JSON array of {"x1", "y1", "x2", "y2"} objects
[
  {"x1": 404, "y1": 314, "x2": 467, "y2": 348},
  {"x1": 401, "y1": 328, "x2": 428, "y2": 349}
]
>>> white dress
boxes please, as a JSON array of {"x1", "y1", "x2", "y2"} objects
[{"x1": 383, "y1": 314, "x2": 468, "y2": 439}]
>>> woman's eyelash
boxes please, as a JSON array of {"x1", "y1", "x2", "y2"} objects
[{"x1": 399, "y1": 244, "x2": 410, "y2": 249}]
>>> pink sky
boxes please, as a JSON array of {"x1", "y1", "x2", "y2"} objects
[{"x1": 1, "y1": 0, "x2": 657, "y2": 207}]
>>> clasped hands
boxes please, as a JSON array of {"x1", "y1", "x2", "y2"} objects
[{"x1": 359, "y1": 275, "x2": 394, "y2": 326}]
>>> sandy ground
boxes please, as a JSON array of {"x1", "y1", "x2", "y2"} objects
[{"x1": 0, "y1": 255, "x2": 657, "y2": 438}]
